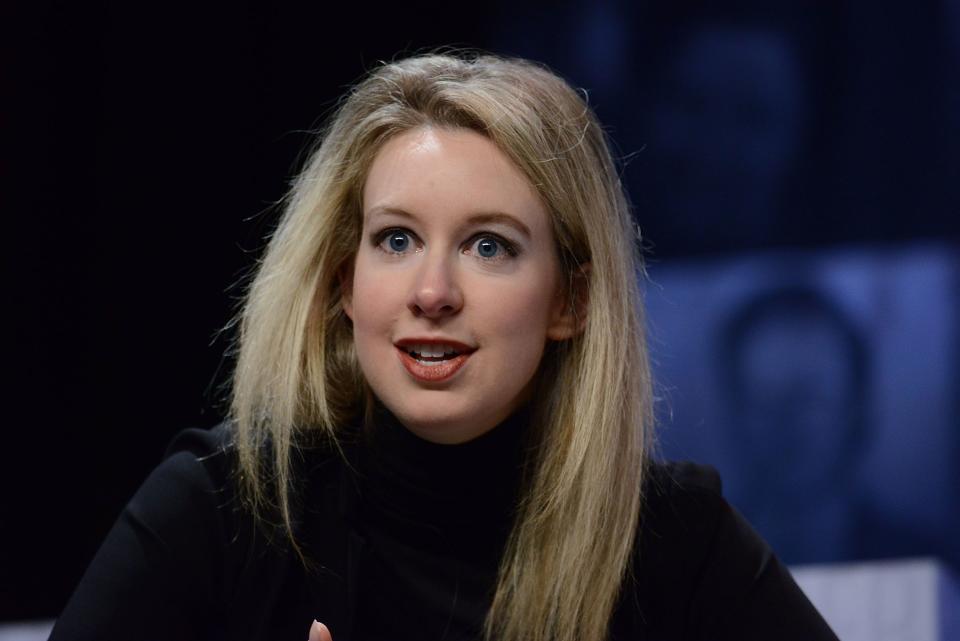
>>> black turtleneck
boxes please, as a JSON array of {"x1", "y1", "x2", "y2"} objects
[
  {"x1": 50, "y1": 414, "x2": 840, "y2": 641},
  {"x1": 352, "y1": 405, "x2": 530, "y2": 641}
]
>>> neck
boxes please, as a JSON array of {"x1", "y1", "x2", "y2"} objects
[{"x1": 357, "y1": 400, "x2": 531, "y2": 556}]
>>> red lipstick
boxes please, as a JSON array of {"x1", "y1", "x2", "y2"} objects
[{"x1": 394, "y1": 338, "x2": 476, "y2": 384}]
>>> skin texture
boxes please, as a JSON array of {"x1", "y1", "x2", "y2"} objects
[
  {"x1": 309, "y1": 620, "x2": 332, "y2": 641},
  {"x1": 341, "y1": 126, "x2": 580, "y2": 445}
]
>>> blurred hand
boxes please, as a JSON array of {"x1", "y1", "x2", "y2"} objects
[{"x1": 308, "y1": 620, "x2": 333, "y2": 641}]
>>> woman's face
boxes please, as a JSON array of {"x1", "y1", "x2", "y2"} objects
[{"x1": 342, "y1": 126, "x2": 574, "y2": 444}]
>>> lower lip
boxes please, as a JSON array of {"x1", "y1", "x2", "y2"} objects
[{"x1": 397, "y1": 347, "x2": 472, "y2": 383}]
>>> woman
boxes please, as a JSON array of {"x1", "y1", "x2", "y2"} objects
[{"x1": 52, "y1": 53, "x2": 837, "y2": 641}]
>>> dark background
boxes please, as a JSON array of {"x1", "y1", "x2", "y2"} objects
[{"x1": 4, "y1": 0, "x2": 958, "y2": 621}]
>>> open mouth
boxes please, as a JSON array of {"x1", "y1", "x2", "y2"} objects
[
  {"x1": 402, "y1": 343, "x2": 464, "y2": 365},
  {"x1": 395, "y1": 341, "x2": 475, "y2": 382}
]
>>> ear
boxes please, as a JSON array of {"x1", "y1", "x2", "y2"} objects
[
  {"x1": 547, "y1": 262, "x2": 590, "y2": 341},
  {"x1": 338, "y1": 261, "x2": 355, "y2": 321}
]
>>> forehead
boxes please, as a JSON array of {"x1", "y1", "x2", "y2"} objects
[{"x1": 362, "y1": 127, "x2": 550, "y2": 233}]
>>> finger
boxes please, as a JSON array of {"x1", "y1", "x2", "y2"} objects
[{"x1": 308, "y1": 619, "x2": 333, "y2": 641}]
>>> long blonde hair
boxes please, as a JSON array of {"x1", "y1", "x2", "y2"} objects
[{"x1": 230, "y1": 52, "x2": 653, "y2": 641}]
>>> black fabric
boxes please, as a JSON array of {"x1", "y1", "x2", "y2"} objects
[
  {"x1": 351, "y1": 403, "x2": 529, "y2": 641},
  {"x1": 51, "y1": 413, "x2": 838, "y2": 641}
]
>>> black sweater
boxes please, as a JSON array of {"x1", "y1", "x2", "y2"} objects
[{"x1": 51, "y1": 409, "x2": 838, "y2": 640}]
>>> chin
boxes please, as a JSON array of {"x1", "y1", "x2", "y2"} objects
[{"x1": 389, "y1": 397, "x2": 498, "y2": 444}]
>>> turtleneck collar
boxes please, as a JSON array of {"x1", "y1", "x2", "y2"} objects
[{"x1": 356, "y1": 401, "x2": 530, "y2": 559}]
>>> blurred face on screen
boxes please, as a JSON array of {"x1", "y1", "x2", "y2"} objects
[{"x1": 737, "y1": 315, "x2": 859, "y2": 492}]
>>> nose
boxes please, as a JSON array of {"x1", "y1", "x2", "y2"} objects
[{"x1": 408, "y1": 252, "x2": 464, "y2": 319}]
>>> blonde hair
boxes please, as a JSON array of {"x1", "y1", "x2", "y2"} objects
[{"x1": 230, "y1": 52, "x2": 653, "y2": 641}]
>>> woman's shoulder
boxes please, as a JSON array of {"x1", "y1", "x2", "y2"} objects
[
  {"x1": 621, "y1": 460, "x2": 837, "y2": 640},
  {"x1": 123, "y1": 423, "x2": 271, "y2": 581},
  {"x1": 152, "y1": 423, "x2": 348, "y2": 554},
  {"x1": 135, "y1": 423, "x2": 346, "y2": 630},
  {"x1": 636, "y1": 460, "x2": 736, "y2": 597},
  {"x1": 645, "y1": 459, "x2": 723, "y2": 497},
  {"x1": 52, "y1": 423, "x2": 349, "y2": 640},
  {"x1": 638, "y1": 460, "x2": 730, "y2": 563},
  {"x1": 156, "y1": 421, "x2": 353, "y2": 546},
  {"x1": 159, "y1": 422, "x2": 345, "y2": 493},
  {"x1": 125, "y1": 423, "x2": 239, "y2": 551}
]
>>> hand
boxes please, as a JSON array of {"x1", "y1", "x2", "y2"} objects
[{"x1": 308, "y1": 620, "x2": 333, "y2": 641}]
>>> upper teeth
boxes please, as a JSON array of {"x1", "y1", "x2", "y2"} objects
[{"x1": 408, "y1": 343, "x2": 460, "y2": 358}]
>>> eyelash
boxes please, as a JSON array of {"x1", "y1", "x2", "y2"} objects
[{"x1": 372, "y1": 227, "x2": 519, "y2": 262}]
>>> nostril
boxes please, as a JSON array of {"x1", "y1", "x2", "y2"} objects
[{"x1": 409, "y1": 299, "x2": 460, "y2": 317}]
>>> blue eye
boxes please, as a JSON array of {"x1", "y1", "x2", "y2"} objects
[
  {"x1": 387, "y1": 231, "x2": 410, "y2": 253},
  {"x1": 476, "y1": 237, "x2": 500, "y2": 258}
]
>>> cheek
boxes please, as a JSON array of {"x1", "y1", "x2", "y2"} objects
[
  {"x1": 349, "y1": 259, "x2": 404, "y2": 337},
  {"x1": 470, "y1": 275, "x2": 556, "y2": 405},
  {"x1": 470, "y1": 270, "x2": 557, "y2": 346}
]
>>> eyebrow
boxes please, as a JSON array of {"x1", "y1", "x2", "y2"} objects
[{"x1": 366, "y1": 206, "x2": 532, "y2": 239}]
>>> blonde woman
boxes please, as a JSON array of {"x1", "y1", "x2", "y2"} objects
[{"x1": 52, "y1": 53, "x2": 837, "y2": 641}]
